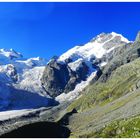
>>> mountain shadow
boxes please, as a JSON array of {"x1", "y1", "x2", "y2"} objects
[
  {"x1": 0, "y1": 84, "x2": 59, "y2": 112},
  {"x1": 0, "y1": 121, "x2": 70, "y2": 138}
]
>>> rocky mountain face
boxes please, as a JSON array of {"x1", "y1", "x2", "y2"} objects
[
  {"x1": 99, "y1": 32, "x2": 140, "y2": 83},
  {"x1": 41, "y1": 58, "x2": 89, "y2": 98},
  {"x1": 41, "y1": 32, "x2": 130, "y2": 98}
]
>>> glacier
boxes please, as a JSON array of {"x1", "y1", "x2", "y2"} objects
[{"x1": 0, "y1": 48, "x2": 58, "y2": 111}]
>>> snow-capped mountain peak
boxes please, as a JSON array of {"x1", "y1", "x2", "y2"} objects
[
  {"x1": 39, "y1": 32, "x2": 131, "y2": 102},
  {"x1": 0, "y1": 48, "x2": 23, "y2": 60},
  {"x1": 90, "y1": 32, "x2": 129, "y2": 43},
  {"x1": 58, "y1": 32, "x2": 130, "y2": 64}
]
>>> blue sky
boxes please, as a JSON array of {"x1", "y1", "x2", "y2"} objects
[{"x1": 0, "y1": 2, "x2": 140, "y2": 60}]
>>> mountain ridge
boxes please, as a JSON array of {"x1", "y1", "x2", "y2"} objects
[
  {"x1": 41, "y1": 32, "x2": 130, "y2": 100},
  {"x1": 1, "y1": 31, "x2": 140, "y2": 138},
  {"x1": 0, "y1": 31, "x2": 131, "y2": 110}
]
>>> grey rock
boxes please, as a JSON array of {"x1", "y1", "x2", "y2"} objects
[
  {"x1": 6, "y1": 64, "x2": 18, "y2": 82},
  {"x1": 99, "y1": 37, "x2": 140, "y2": 82},
  {"x1": 135, "y1": 31, "x2": 140, "y2": 42},
  {"x1": 41, "y1": 59, "x2": 72, "y2": 97},
  {"x1": 41, "y1": 58, "x2": 90, "y2": 98}
]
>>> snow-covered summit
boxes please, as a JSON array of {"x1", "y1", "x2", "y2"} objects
[
  {"x1": 111, "y1": 32, "x2": 130, "y2": 43},
  {"x1": 0, "y1": 48, "x2": 47, "y2": 67},
  {"x1": 0, "y1": 48, "x2": 48, "y2": 85},
  {"x1": 57, "y1": 32, "x2": 130, "y2": 73},
  {"x1": 92, "y1": 32, "x2": 130, "y2": 43},
  {"x1": 42, "y1": 32, "x2": 131, "y2": 102},
  {"x1": 0, "y1": 48, "x2": 22, "y2": 60},
  {"x1": 58, "y1": 32, "x2": 130, "y2": 63}
]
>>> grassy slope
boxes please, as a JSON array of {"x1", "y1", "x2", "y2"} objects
[
  {"x1": 67, "y1": 57, "x2": 140, "y2": 137},
  {"x1": 89, "y1": 115, "x2": 140, "y2": 138},
  {"x1": 68, "y1": 58, "x2": 140, "y2": 112}
]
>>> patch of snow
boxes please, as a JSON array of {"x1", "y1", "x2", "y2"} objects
[
  {"x1": 106, "y1": 47, "x2": 115, "y2": 53},
  {"x1": 100, "y1": 62, "x2": 107, "y2": 67},
  {"x1": 68, "y1": 58, "x2": 83, "y2": 71}
]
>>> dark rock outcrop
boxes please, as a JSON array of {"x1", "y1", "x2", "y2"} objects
[
  {"x1": 41, "y1": 59, "x2": 72, "y2": 97},
  {"x1": 41, "y1": 58, "x2": 90, "y2": 98}
]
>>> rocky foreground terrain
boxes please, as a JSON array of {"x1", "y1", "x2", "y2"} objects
[{"x1": 1, "y1": 31, "x2": 140, "y2": 137}]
